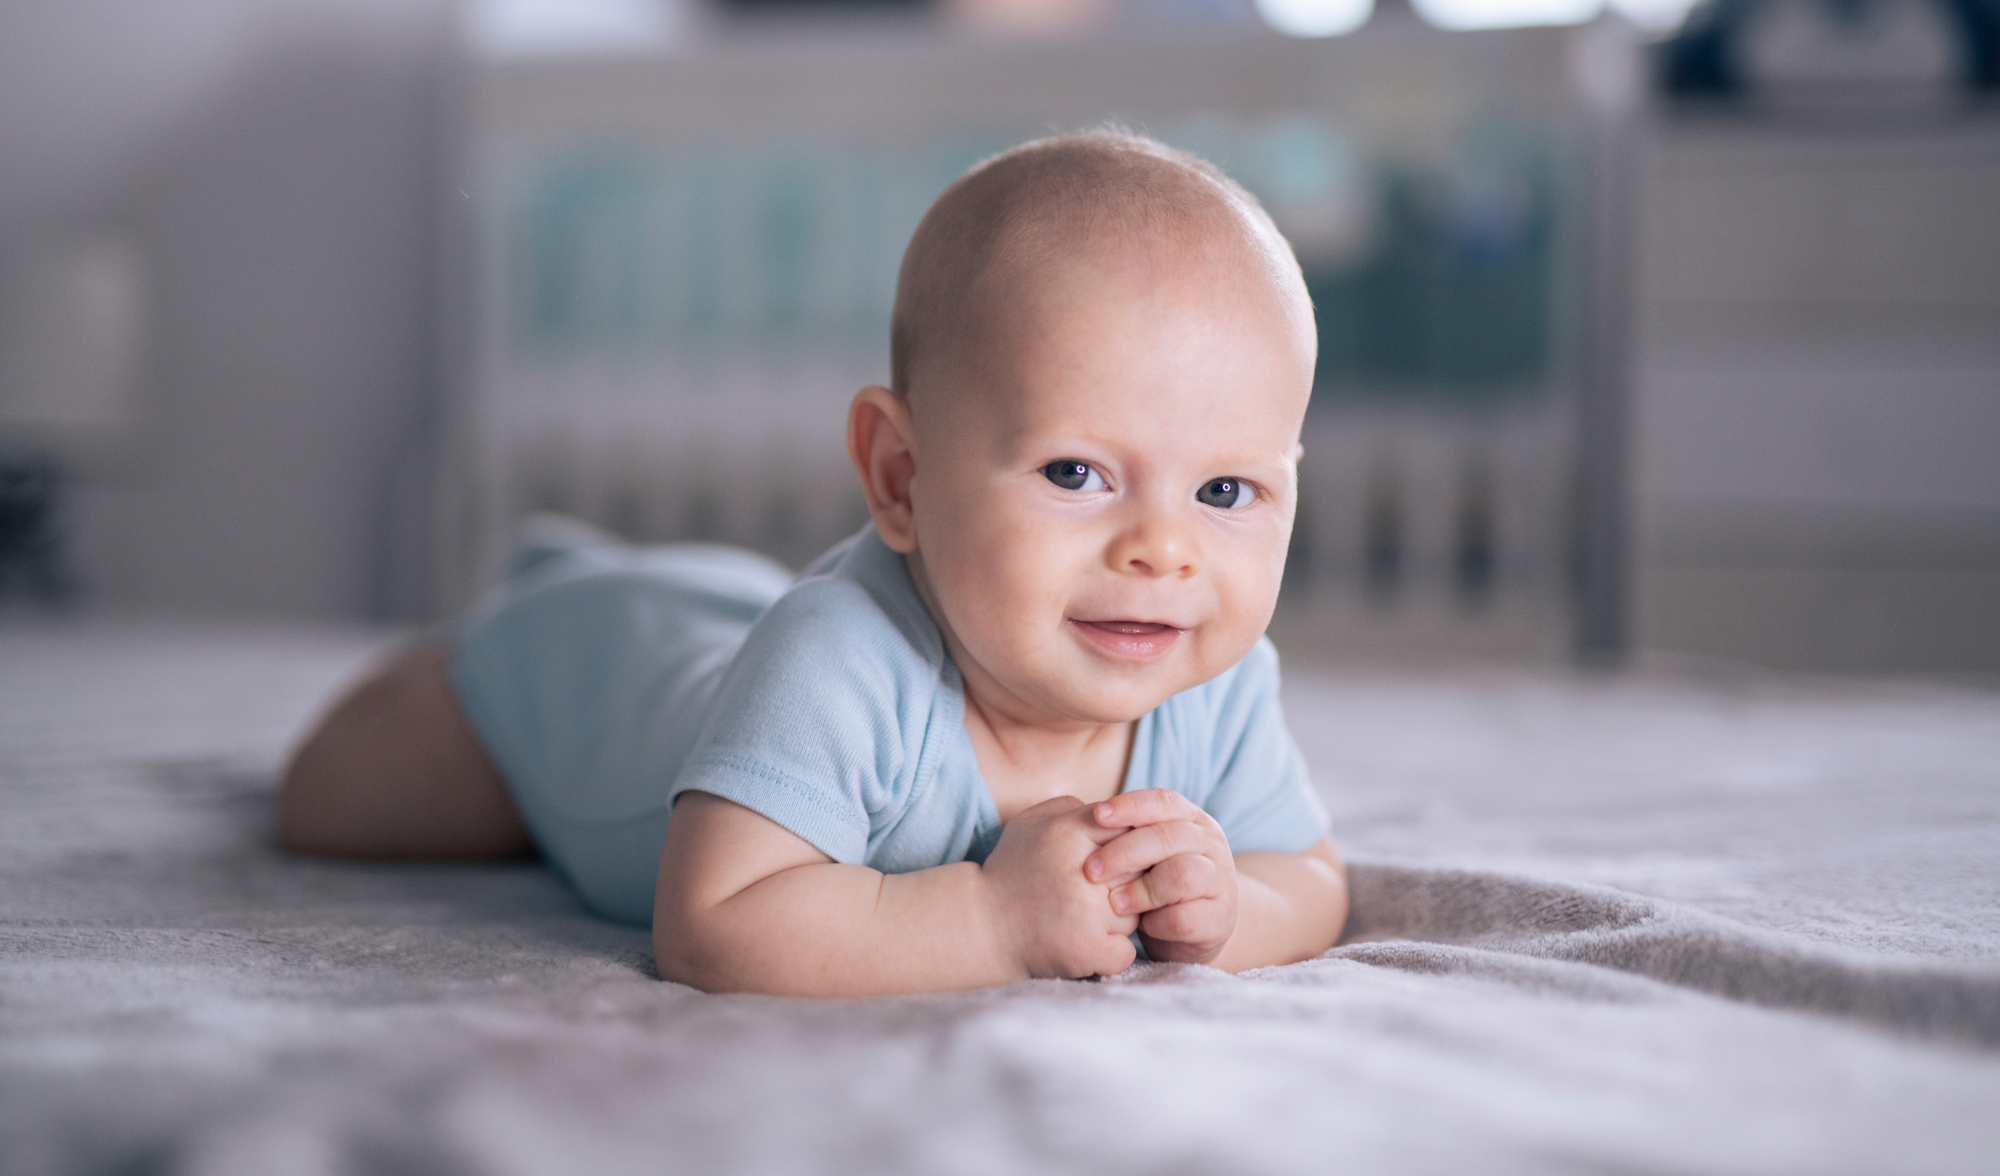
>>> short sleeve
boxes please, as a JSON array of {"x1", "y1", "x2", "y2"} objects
[
  {"x1": 668, "y1": 577, "x2": 943, "y2": 865},
  {"x1": 1141, "y1": 637, "x2": 1330, "y2": 855}
]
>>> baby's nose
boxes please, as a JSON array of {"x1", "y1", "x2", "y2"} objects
[{"x1": 1109, "y1": 514, "x2": 1199, "y2": 579}]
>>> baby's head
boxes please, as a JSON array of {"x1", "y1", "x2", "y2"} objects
[{"x1": 848, "y1": 129, "x2": 1316, "y2": 726}]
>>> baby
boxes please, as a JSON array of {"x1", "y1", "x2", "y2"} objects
[{"x1": 280, "y1": 129, "x2": 1349, "y2": 996}]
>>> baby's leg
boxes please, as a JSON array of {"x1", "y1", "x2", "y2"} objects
[{"x1": 278, "y1": 643, "x2": 532, "y2": 860}]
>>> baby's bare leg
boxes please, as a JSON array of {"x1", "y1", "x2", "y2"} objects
[{"x1": 278, "y1": 643, "x2": 532, "y2": 860}]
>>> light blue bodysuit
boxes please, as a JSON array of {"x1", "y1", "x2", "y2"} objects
[{"x1": 451, "y1": 523, "x2": 1330, "y2": 926}]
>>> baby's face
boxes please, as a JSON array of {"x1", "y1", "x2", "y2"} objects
[{"x1": 905, "y1": 238, "x2": 1314, "y2": 726}]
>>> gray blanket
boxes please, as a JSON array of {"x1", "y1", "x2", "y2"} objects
[{"x1": 3, "y1": 625, "x2": 1996, "y2": 1175}]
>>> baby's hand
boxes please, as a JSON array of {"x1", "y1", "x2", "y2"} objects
[
  {"x1": 982, "y1": 796, "x2": 1139, "y2": 980},
  {"x1": 1084, "y1": 790, "x2": 1238, "y2": 966}
]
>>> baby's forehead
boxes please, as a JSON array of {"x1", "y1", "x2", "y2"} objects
[
  {"x1": 971, "y1": 216, "x2": 1304, "y2": 352},
  {"x1": 944, "y1": 260, "x2": 1309, "y2": 428}
]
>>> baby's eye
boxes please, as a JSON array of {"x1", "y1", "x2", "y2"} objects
[
  {"x1": 1043, "y1": 460, "x2": 1106, "y2": 493},
  {"x1": 1196, "y1": 478, "x2": 1256, "y2": 510}
]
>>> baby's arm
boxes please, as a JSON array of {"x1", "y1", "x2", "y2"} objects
[
  {"x1": 653, "y1": 791, "x2": 1139, "y2": 996},
  {"x1": 1084, "y1": 790, "x2": 1347, "y2": 971}
]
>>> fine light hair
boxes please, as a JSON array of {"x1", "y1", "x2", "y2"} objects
[{"x1": 888, "y1": 126, "x2": 1306, "y2": 401}]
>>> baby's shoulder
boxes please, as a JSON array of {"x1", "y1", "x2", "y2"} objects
[
  {"x1": 728, "y1": 546, "x2": 947, "y2": 703},
  {"x1": 674, "y1": 535, "x2": 957, "y2": 863}
]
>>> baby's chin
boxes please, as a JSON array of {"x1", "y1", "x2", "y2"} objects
[
  {"x1": 1034, "y1": 688, "x2": 1169, "y2": 728},
  {"x1": 1028, "y1": 655, "x2": 1211, "y2": 726}
]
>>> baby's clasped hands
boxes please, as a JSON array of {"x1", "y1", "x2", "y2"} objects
[
  {"x1": 1086, "y1": 790, "x2": 1238, "y2": 966},
  {"x1": 981, "y1": 795, "x2": 1139, "y2": 980},
  {"x1": 978, "y1": 789, "x2": 1241, "y2": 979}
]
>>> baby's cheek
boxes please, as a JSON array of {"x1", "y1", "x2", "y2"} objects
[{"x1": 945, "y1": 525, "x2": 1074, "y2": 646}]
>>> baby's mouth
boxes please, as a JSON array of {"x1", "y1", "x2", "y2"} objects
[{"x1": 1069, "y1": 619, "x2": 1184, "y2": 660}]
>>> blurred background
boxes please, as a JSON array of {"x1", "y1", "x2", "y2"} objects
[{"x1": 0, "y1": 0, "x2": 1994, "y2": 673}]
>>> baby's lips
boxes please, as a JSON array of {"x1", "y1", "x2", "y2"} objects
[
  {"x1": 1080, "y1": 619, "x2": 1179, "y2": 635},
  {"x1": 1069, "y1": 615, "x2": 1192, "y2": 633},
  {"x1": 1067, "y1": 617, "x2": 1188, "y2": 661}
]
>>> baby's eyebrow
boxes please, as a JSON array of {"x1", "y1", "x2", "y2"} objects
[{"x1": 1203, "y1": 454, "x2": 1296, "y2": 473}]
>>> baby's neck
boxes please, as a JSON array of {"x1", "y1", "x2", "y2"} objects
[{"x1": 961, "y1": 688, "x2": 1133, "y2": 823}]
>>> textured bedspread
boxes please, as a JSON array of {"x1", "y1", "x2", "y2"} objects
[{"x1": 3, "y1": 624, "x2": 1997, "y2": 1175}]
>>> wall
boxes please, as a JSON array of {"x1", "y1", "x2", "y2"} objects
[{"x1": 0, "y1": 0, "x2": 450, "y2": 620}]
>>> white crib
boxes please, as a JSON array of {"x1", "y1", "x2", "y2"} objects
[{"x1": 437, "y1": 18, "x2": 1635, "y2": 662}]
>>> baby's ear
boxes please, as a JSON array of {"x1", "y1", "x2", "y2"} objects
[{"x1": 847, "y1": 385, "x2": 920, "y2": 553}]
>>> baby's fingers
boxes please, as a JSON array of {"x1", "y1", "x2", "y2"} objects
[
  {"x1": 1109, "y1": 852, "x2": 1220, "y2": 915},
  {"x1": 1139, "y1": 896, "x2": 1230, "y2": 950},
  {"x1": 1085, "y1": 819, "x2": 1219, "y2": 884},
  {"x1": 1092, "y1": 788, "x2": 1201, "y2": 831}
]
